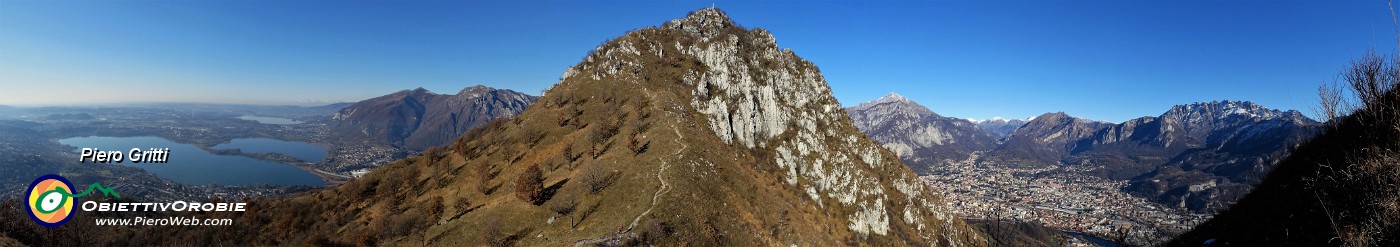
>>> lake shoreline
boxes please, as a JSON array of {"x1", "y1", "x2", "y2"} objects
[{"x1": 197, "y1": 145, "x2": 347, "y2": 186}]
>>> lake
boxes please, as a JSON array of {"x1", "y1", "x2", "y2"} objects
[
  {"x1": 237, "y1": 115, "x2": 302, "y2": 125},
  {"x1": 59, "y1": 136, "x2": 324, "y2": 186},
  {"x1": 213, "y1": 138, "x2": 326, "y2": 162}
]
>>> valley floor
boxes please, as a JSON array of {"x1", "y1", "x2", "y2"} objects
[{"x1": 921, "y1": 152, "x2": 1210, "y2": 245}]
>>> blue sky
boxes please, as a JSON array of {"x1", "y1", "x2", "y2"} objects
[{"x1": 1, "y1": 0, "x2": 1396, "y2": 122}]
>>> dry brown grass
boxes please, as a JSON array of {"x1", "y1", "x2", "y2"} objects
[{"x1": 1306, "y1": 51, "x2": 1400, "y2": 247}]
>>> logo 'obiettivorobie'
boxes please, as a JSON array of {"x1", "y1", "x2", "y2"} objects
[{"x1": 26, "y1": 174, "x2": 120, "y2": 228}]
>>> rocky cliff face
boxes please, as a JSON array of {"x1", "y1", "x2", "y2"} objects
[
  {"x1": 330, "y1": 85, "x2": 536, "y2": 149},
  {"x1": 847, "y1": 93, "x2": 997, "y2": 174},
  {"x1": 630, "y1": 9, "x2": 980, "y2": 244}
]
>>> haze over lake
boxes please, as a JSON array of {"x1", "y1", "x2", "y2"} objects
[{"x1": 59, "y1": 136, "x2": 324, "y2": 186}]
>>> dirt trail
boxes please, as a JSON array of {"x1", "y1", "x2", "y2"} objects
[
  {"x1": 572, "y1": 90, "x2": 685, "y2": 247},
  {"x1": 627, "y1": 123, "x2": 684, "y2": 230}
]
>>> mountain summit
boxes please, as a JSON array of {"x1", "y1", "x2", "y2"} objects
[
  {"x1": 135, "y1": 8, "x2": 985, "y2": 246},
  {"x1": 973, "y1": 117, "x2": 1026, "y2": 139},
  {"x1": 1107, "y1": 100, "x2": 1318, "y2": 212},
  {"x1": 663, "y1": 7, "x2": 737, "y2": 38},
  {"x1": 981, "y1": 112, "x2": 1112, "y2": 167},
  {"x1": 850, "y1": 93, "x2": 939, "y2": 119},
  {"x1": 847, "y1": 94, "x2": 997, "y2": 174},
  {"x1": 329, "y1": 85, "x2": 536, "y2": 149}
]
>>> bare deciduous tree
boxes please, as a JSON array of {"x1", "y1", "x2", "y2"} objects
[
  {"x1": 1316, "y1": 79, "x2": 1347, "y2": 123},
  {"x1": 580, "y1": 165, "x2": 617, "y2": 195},
  {"x1": 546, "y1": 193, "x2": 578, "y2": 227}
]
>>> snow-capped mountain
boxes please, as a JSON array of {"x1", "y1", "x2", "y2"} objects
[
  {"x1": 847, "y1": 93, "x2": 997, "y2": 174},
  {"x1": 973, "y1": 117, "x2": 1026, "y2": 139}
]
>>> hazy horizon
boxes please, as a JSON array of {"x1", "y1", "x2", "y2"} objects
[{"x1": 2, "y1": 1, "x2": 1396, "y2": 122}]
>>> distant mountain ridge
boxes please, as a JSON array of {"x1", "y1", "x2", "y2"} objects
[
  {"x1": 849, "y1": 96, "x2": 1318, "y2": 213},
  {"x1": 330, "y1": 85, "x2": 536, "y2": 149},
  {"x1": 846, "y1": 93, "x2": 996, "y2": 173},
  {"x1": 973, "y1": 118, "x2": 1026, "y2": 139},
  {"x1": 981, "y1": 112, "x2": 1113, "y2": 167},
  {"x1": 1107, "y1": 100, "x2": 1319, "y2": 212}
]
